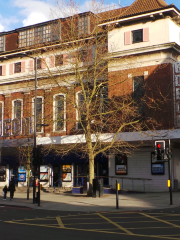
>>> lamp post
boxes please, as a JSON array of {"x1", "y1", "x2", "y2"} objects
[{"x1": 19, "y1": 53, "x2": 39, "y2": 205}]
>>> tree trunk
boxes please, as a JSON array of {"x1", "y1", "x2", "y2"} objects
[{"x1": 88, "y1": 151, "x2": 94, "y2": 196}]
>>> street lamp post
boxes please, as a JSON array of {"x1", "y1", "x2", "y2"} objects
[{"x1": 18, "y1": 53, "x2": 40, "y2": 206}]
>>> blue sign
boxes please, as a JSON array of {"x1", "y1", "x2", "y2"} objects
[{"x1": 18, "y1": 173, "x2": 26, "y2": 182}]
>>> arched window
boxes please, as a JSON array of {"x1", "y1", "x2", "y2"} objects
[
  {"x1": 53, "y1": 94, "x2": 65, "y2": 131},
  {"x1": 32, "y1": 96, "x2": 44, "y2": 133}
]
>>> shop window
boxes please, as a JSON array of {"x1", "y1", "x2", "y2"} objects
[
  {"x1": 14, "y1": 62, "x2": 21, "y2": 73},
  {"x1": 53, "y1": 94, "x2": 65, "y2": 131}
]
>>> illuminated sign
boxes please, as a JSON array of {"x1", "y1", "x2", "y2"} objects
[{"x1": 0, "y1": 117, "x2": 31, "y2": 137}]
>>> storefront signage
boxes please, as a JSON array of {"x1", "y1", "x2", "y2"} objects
[
  {"x1": 115, "y1": 154, "x2": 127, "y2": 175},
  {"x1": 0, "y1": 117, "x2": 31, "y2": 137}
]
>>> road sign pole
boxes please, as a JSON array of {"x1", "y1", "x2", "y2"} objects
[
  {"x1": 116, "y1": 180, "x2": 119, "y2": 209},
  {"x1": 168, "y1": 139, "x2": 173, "y2": 205}
]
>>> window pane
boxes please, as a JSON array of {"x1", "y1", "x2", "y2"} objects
[
  {"x1": 51, "y1": 22, "x2": 61, "y2": 41},
  {"x1": 36, "y1": 98, "x2": 42, "y2": 132},
  {"x1": 55, "y1": 95, "x2": 64, "y2": 131},
  {"x1": 0, "y1": 36, "x2": 5, "y2": 52},
  {"x1": 55, "y1": 55, "x2": 63, "y2": 66},
  {"x1": 132, "y1": 29, "x2": 143, "y2": 43},
  {"x1": 78, "y1": 16, "x2": 89, "y2": 36},
  {"x1": 100, "y1": 86, "x2": 108, "y2": 113},
  {"x1": 0, "y1": 102, "x2": 3, "y2": 122},
  {"x1": 78, "y1": 93, "x2": 86, "y2": 129},
  {"x1": 36, "y1": 59, "x2": 41, "y2": 69},
  {"x1": 14, "y1": 100, "x2": 21, "y2": 119},
  {"x1": 14, "y1": 62, "x2": 21, "y2": 73}
]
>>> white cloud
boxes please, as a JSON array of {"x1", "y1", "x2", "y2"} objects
[
  {"x1": 14, "y1": 0, "x2": 57, "y2": 26},
  {"x1": 11, "y1": 0, "x2": 120, "y2": 28},
  {"x1": 23, "y1": 12, "x2": 49, "y2": 26}
]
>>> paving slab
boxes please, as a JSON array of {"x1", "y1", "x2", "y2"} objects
[{"x1": 0, "y1": 191, "x2": 180, "y2": 212}]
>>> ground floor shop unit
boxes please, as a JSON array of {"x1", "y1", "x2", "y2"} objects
[{"x1": 0, "y1": 129, "x2": 180, "y2": 192}]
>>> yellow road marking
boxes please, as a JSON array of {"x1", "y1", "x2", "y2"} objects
[
  {"x1": 4, "y1": 220, "x2": 180, "y2": 239},
  {"x1": 97, "y1": 213, "x2": 133, "y2": 235},
  {"x1": 56, "y1": 217, "x2": 64, "y2": 228},
  {"x1": 141, "y1": 213, "x2": 180, "y2": 229}
]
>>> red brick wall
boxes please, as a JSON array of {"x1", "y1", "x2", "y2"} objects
[{"x1": 108, "y1": 63, "x2": 174, "y2": 130}]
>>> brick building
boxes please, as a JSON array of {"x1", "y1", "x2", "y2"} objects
[{"x1": 0, "y1": 0, "x2": 180, "y2": 192}]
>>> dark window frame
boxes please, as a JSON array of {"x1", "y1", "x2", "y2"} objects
[
  {"x1": 14, "y1": 62, "x2": 21, "y2": 73},
  {"x1": 132, "y1": 29, "x2": 143, "y2": 44},
  {"x1": 55, "y1": 55, "x2": 63, "y2": 66}
]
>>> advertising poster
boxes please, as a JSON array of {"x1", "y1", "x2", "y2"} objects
[
  {"x1": 62, "y1": 173, "x2": 72, "y2": 182},
  {"x1": 62, "y1": 165, "x2": 72, "y2": 182},
  {"x1": 115, "y1": 154, "x2": 127, "y2": 175},
  {"x1": 40, "y1": 172, "x2": 48, "y2": 181},
  {"x1": 0, "y1": 166, "x2": 6, "y2": 182},
  {"x1": 18, "y1": 173, "x2": 26, "y2": 182}
]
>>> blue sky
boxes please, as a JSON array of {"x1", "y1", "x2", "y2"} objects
[{"x1": 0, "y1": 0, "x2": 180, "y2": 32}]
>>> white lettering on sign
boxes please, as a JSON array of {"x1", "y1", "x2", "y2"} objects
[{"x1": 0, "y1": 117, "x2": 31, "y2": 137}]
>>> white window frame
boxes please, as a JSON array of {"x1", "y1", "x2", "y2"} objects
[
  {"x1": 32, "y1": 96, "x2": 44, "y2": 133},
  {"x1": 0, "y1": 101, "x2": 4, "y2": 135},
  {"x1": 12, "y1": 99, "x2": 23, "y2": 119},
  {"x1": 76, "y1": 90, "x2": 86, "y2": 130},
  {"x1": 53, "y1": 93, "x2": 66, "y2": 132},
  {"x1": 12, "y1": 99, "x2": 23, "y2": 135}
]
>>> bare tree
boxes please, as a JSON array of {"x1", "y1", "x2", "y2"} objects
[{"x1": 18, "y1": 0, "x2": 171, "y2": 196}]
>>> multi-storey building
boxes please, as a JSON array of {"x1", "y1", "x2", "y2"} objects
[{"x1": 0, "y1": 0, "x2": 180, "y2": 192}]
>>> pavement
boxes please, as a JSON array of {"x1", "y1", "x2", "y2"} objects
[{"x1": 0, "y1": 190, "x2": 180, "y2": 212}]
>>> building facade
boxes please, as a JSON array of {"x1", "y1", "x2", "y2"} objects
[{"x1": 0, "y1": 0, "x2": 180, "y2": 192}]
